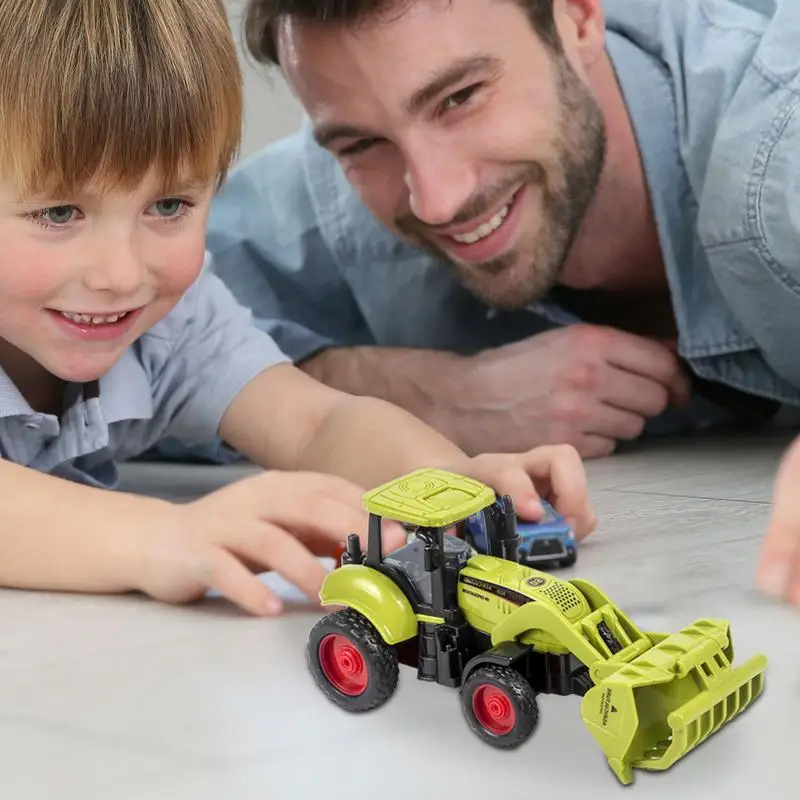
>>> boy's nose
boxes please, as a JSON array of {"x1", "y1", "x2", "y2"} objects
[{"x1": 82, "y1": 246, "x2": 146, "y2": 296}]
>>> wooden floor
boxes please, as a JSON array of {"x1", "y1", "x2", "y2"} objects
[{"x1": 2, "y1": 428, "x2": 798, "y2": 799}]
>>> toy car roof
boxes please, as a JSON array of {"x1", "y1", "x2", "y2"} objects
[{"x1": 363, "y1": 467, "x2": 496, "y2": 527}]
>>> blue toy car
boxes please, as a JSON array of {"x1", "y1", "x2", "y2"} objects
[{"x1": 463, "y1": 500, "x2": 577, "y2": 568}]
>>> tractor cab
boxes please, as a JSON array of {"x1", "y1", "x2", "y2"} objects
[{"x1": 339, "y1": 468, "x2": 518, "y2": 623}]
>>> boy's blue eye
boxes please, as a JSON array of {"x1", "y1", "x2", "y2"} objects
[
  {"x1": 153, "y1": 198, "x2": 183, "y2": 217},
  {"x1": 43, "y1": 205, "x2": 76, "y2": 224}
]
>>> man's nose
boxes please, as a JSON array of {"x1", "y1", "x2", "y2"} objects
[
  {"x1": 81, "y1": 236, "x2": 146, "y2": 296},
  {"x1": 404, "y1": 145, "x2": 477, "y2": 226}
]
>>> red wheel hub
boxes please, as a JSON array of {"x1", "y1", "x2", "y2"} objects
[
  {"x1": 318, "y1": 634, "x2": 368, "y2": 696},
  {"x1": 472, "y1": 684, "x2": 515, "y2": 735}
]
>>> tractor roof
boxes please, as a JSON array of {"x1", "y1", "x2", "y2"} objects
[{"x1": 363, "y1": 468, "x2": 496, "y2": 527}]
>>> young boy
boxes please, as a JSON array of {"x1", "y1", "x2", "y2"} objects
[{"x1": 0, "y1": 0, "x2": 595, "y2": 617}]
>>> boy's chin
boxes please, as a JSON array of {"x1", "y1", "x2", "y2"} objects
[{"x1": 44, "y1": 348, "x2": 127, "y2": 385}]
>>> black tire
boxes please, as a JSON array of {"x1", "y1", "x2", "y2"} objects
[
  {"x1": 307, "y1": 608, "x2": 399, "y2": 712},
  {"x1": 461, "y1": 665, "x2": 539, "y2": 748},
  {"x1": 559, "y1": 547, "x2": 577, "y2": 568}
]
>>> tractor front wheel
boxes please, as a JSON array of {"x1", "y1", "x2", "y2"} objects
[
  {"x1": 307, "y1": 608, "x2": 399, "y2": 712},
  {"x1": 461, "y1": 665, "x2": 539, "y2": 748}
]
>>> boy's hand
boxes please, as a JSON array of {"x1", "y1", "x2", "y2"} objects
[
  {"x1": 132, "y1": 471, "x2": 406, "y2": 617},
  {"x1": 757, "y1": 435, "x2": 800, "y2": 604},
  {"x1": 462, "y1": 444, "x2": 597, "y2": 538}
]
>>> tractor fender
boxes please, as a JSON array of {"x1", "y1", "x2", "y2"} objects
[
  {"x1": 461, "y1": 640, "x2": 532, "y2": 684},
  {"x1": 319, "y1": 564, "x2": 417, "y2": 645}
]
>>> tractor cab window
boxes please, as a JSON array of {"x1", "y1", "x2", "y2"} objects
[
  {"x1": 382, "y1": 530, "x2": 471, "y2": 609},
  {"x1": 464, "y1": 512, "x2": 488, "y2": 552}
]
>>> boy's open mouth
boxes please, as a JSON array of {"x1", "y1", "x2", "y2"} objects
[
  {"x1": 58, "y1": 311, "x2": 131, "y2": 326},
  {"x1": 46, "y1": 306, "x2": 144, "y2": 341}
]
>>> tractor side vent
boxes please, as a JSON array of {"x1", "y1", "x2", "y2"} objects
[{"x1": 541, "y1": 581, "x2": 582, "y2": 614}]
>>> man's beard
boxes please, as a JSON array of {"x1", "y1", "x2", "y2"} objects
[{"x1": 395, "y1": 51, "x2": 606, "y2": 310}]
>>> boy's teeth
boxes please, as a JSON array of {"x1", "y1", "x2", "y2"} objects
[
  {"x1": 451, "y1": 204, "x2": 509, "y2": 244},
  {"x1": 60, "y1": 311, "x2": 128, "y2": 325}
]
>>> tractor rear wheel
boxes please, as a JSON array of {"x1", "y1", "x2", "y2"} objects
[
  {"x1": 461, "y1": 665, "x2": 539, "y2": 748},
  {"x1": 307, "y1": 608, "x2": 399, "y2": 712}
]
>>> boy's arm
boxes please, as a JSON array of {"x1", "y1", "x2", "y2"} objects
[
  {"x1": 0, "y1": 459, "x2": 171, "y2": 591},
  {"x1": 219, "y1": 362, "x2": 472, "y2": 488},
  {"x1": 219, "y1": 364, "x2": 596, "y2": 534}
]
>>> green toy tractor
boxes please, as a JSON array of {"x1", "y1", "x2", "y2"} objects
[{"x1": 306, "y1": 468, "x2": 767, "y2": 785}]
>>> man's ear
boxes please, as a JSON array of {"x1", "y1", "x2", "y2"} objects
[{"x1": 553, "y1": 0, "x2": 605, "y2": 67}]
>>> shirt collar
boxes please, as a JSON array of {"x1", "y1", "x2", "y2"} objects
[
  {"x1": 603, "y1": 29, "x2": 754, "y2": 356},
  {"x1": 530, "y1": 30, "x2": 755, "y2": 355},
  {"x1": 0, "y1": 369, "x2": 36, "y2": 419},
  {"x1": 97, "y1": 345, "x2": 153, "y2": 423}
]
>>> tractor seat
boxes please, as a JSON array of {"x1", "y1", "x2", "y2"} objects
[{"x1": 382, "y1": 534, "x2": 472, "y2": 607}]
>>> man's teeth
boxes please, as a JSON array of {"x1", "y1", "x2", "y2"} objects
[
  {"x1": 451, "y1": 204, "x2": 509, "y2": 244},
  {"x1": 60, "y1": 311, "x2": 129, "y2": 325}
]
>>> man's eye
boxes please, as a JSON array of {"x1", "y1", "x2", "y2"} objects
[
  {"x1": 442, "y1": 84, "x2": 480, "y2": 111},
  {"x1": 338, "y1": 138, "x2": 380, "y2": 157}
]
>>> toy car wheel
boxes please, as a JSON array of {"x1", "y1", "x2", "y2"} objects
[
  {"x1": 307, "y1": 608, "x2": 399, "y2": 712},
  {"x1": 461, "y1": 665, "x2": 538, "y2": 748},
  {"x1": 559, "y1": 547, "x2": 577, "y2": 567}
]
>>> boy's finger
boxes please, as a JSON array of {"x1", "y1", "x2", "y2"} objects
[
  {"x1": 234, "y1": 522, "x2": 330, "y2": 604},
  {"x1": 204, "y1": 548, "x2": 283, "y2": 616},
  {"x1": 470, "y1": 459, "x2": 544, "y2": 521},
  {"x1": 258, "y1": 492, "x2": 370, "y2": 548},
  {"x1": 381, "y1": 521, "x2": 408, "y2": 551},
  {"x1": 518, "y1": 445, "x2": 596, "y2": 537}
]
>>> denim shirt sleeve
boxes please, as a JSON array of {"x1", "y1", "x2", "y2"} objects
[
  {"x1": 205, "y1": 130, "x2": 375, "y2": 362},
  {"x1": 695, "y1": 0, "x2": 800, "y2": 389}
]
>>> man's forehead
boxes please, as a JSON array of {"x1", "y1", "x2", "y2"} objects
[
  {"x1": 276, "y1": 0, "x2": 505, "y2": 76},
  {"x1": 277, "y1": 2, "x2": 508, "y2": 123}
]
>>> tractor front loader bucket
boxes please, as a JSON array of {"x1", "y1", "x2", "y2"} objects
[{"x1": 580, "y1": 618, "x2": 767, "y2": 785}]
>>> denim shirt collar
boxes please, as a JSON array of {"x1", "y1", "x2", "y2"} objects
[{"x1": 602, "y1": 29, "x2": 756, "y2": 358}]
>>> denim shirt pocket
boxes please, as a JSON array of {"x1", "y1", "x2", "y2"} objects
[{"x1": 698, "y1": 60, "x2": 800, "y2": 402}]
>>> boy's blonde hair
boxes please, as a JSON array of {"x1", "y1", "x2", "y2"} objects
[{"x1": 0, "y1": 0, "x2": 242, "y2": 197}]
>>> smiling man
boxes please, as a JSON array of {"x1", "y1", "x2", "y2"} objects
[{"x1": 203, "y1": 0, "x2": 800, "y2": 458}]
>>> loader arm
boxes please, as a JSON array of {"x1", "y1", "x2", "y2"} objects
[
  {"x1": 490, "y1": 583, "x2": 659, "y2": 678},
  {"x1": 581, "y1": 618, "x2": 767, "y2": 784},
  {"x1": 489, "y1": 577, "x2": 768, "y2": 785}
]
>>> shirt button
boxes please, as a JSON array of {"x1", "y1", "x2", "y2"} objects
[{"x1": 24, "y1": 420, "x2": 40, "y2": 430}]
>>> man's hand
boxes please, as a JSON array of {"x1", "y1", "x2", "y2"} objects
[
  {"x1": 447, "y1": 324, "x2": 691, "y2": 458},
  {"x1": 132, "y1": 471, "x2": 406, "y2": 617},
  {"x1": 757, "y1": 435, "x2": 800, "y2": 605},
  {"x1": 462, "y1": 444, "x2": 597, "y2": 539}
]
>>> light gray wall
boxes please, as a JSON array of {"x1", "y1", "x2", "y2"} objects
[{"x1": 225, "y1": 0, "x2": 305, "y2": 157}]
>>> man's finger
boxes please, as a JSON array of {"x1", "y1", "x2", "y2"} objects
[
  {"x1": 585, "y1": 402, "x2": 647, "y2": 442},
  {"x1": 757, "y1": 437, "x2": 800, "y2": 598},
  {"x1": 605, "y1": 329, "x2": 691, "y2": 405},
  {"x1": 577, "y1": 434, "x2": 616, "y2": 460},
  {"x1": 601, "y1": 367, "x2": 671, "y2": 419}
]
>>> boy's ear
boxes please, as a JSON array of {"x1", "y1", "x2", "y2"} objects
[{"x1": 553, "y1": 0, "x2": 605, "y2": 67}]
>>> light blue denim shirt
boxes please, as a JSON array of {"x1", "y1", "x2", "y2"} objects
[
  {"x1": 207, "y1": 0, "x2": 800, "y2": 434},
  {"x1": 0, "y1": 264, "x2": 288, "y2": 486}
]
